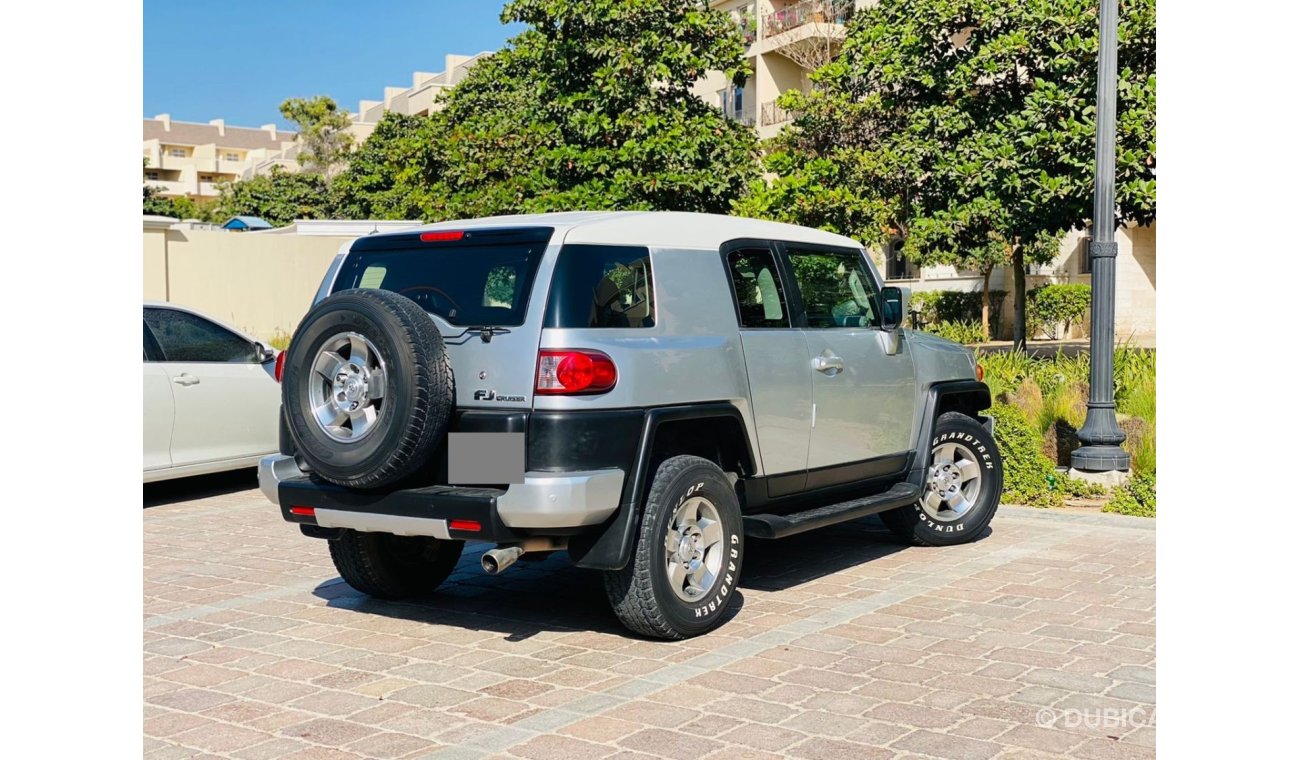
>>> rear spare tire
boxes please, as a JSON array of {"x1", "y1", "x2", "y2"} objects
[{"x1": 282, "y1": 288, "x2": 452, "y2": 489}]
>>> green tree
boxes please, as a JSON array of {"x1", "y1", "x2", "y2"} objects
[
  {"x1": 420, "y1": 0, "x2": 760, "y2": 219},
  {"x1": 212, "y1": 166, "x2": 332, "y2": 227},
  {"x1": 280, "y1": 96, "x2": 356, "y2": 176},
  {"x1": 739, "y1": 0, "x2": 1155, "y2": 347},
  {"x1": 330, "y1": 112, "x2": 437, "y2": 220}
]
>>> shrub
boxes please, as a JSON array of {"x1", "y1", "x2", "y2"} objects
[
  {"x1": 924, "y1": 320, "x2": 986, "y2": 345},
  {"x1": 911, "y1": 290, "x2": 1006, "y2": 338},
  {"x1": 1027, "y1": 284, "x2": 1091, "y2": 339},
  {"x1": 268, "y1": 330, "x2": 292, "y2": 351},
  {"x1": 988, "y1": 402, "x2": 1063, "y2": 506},
  {"x1": 977, "y1": 349, "x2": 1035, "y2": 399},
  {"x1": 1103, "y1": 470, "x2": 1156, "y2": 517}
]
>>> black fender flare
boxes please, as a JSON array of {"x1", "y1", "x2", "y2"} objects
[
  {"x1": 906, "y1": 380, "x2": 993, "y2": 487},
  {"x1": 568, "y1": 403, "x2": 756, "y2": 571}
]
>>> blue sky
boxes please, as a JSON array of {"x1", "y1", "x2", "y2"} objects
[{"x1": 144, "y1": 0, "x2": 522, "y2": 129}]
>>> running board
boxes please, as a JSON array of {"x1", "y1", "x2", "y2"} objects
[{"x1": 743, "y1": 483, "x2": 921, "y2": 539}]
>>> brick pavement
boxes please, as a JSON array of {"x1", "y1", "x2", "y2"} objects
[{"x1": 144, "y1": 473, "x2": 1155, "y2": 759}]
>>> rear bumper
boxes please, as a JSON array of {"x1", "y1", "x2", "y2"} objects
[{"x1": 259, "y1": 454, "x2": 622, "y2": 539}]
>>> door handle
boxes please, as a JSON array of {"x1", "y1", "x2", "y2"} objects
[
  {"x1": 172, "y1": 373, "x2": 200, "y2": 386},
  {"x1": 811, "y1": 355, "x2": 844, "y2": 373}
]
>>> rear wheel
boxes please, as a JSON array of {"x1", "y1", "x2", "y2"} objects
[
  {"x1": 328, "y1": 530, "x2": 464, "y2": 599},
  {"x1": 603, "y1": 456, "x2": 744, "y2": 639},
  {"x1": 881, "y1": 412, "x2": 1003, "y2": 546}
]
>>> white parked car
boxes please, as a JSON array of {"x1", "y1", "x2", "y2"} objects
[{"x1": 143, "y1": 303, "x2": 282, "y2": 482}]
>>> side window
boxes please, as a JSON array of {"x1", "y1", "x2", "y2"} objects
[
  {"x1": 785, "y1": 247, "x2": 880, "y2": 328},
  {"x1": 144, "y1": 308, "x2": 260, "y2": 363},
  {"x1": 143, "y1": 320, "x2": 164, "y2": 362},
  {"x1": 724, "y1": 248, "x2": 790, "y2": 328},
  {"x1": 545, "y1": 245, "x2": 654, "y2": 328}
]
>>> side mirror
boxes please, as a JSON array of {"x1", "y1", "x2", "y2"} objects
[
  {"x1": 880, "y1": 286, "x2": 908, "y2": 331},
  {"x1": 256, "y1": 342, "x2": 276, "y2": 362}
]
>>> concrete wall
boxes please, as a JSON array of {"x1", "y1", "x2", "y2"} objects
[{"x1": 143, "y1": 224, "x2": 349, "y2": 341}]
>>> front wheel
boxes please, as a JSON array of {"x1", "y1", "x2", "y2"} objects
[
  {"x1": 603, "y1": 456, "x2": 745, "y2": 639},
  {"x1": 881, "y1": 412, "x2": 1003, "y2": 546}
]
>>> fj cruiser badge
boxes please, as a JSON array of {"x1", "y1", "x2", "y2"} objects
[{"x1": 473, "y1": 389, "x2": 526, "y2": 402}]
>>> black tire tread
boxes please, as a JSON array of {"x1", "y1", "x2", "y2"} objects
[
  {"x1": 603, "y1": 455, "x2": 733, "y2": 640},
  {"x1": 286, "y1": 288, "x2": 453, "y2": 489},
  {"x1": 881, "y1": 411, "x2": 1002, "y2": 546},
  {"x1": 328, "y1": 530, "x2": 463, "y2": 599}
]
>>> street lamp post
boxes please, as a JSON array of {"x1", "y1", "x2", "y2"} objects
[{"x1": 1071, "y1": 0, "x2": 1130, "y2": 476}]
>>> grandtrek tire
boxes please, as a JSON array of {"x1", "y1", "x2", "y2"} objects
[
  {"x1": 603, "y1": 455, "x2": 744, "y2": 640},
  {"x1": 882, "y1": 412, "x2": 1003, "y2": 546},
  {"x1": 282, "y1": 288, "x2": 453, "y2": 489},
  {"x1": 329, "y1": 530, "x2": 464, "y2": 599}
]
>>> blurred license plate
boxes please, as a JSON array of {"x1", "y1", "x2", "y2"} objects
[{"x1": 447, "y1": 433, "x2": 524, "y2": 485}]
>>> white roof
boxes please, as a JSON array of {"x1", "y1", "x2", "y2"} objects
[{"x1": 410, "y1": 211, "x2": 866, "y2": 250}]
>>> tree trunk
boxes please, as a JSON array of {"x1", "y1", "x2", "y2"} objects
[
  {"x1": 1012, "y1": 243, "x2": 1027, "y2": 351},
  {"x1": 980, "y1": 267, "x2": 992, "y2": 340}
]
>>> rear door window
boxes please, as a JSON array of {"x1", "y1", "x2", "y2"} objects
[
  {"x1": 333, "y1": 228, "x2": 551, "y2": 327},
  {"x1": 724, "y1": 248, "x2": 791, "y2": 328},
  {"x1": 545, "y1": 245, "x2": 654, "y2": 328}
]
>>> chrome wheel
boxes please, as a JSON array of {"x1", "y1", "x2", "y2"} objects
[
  {"x1": 307, "y1": 332, "x2": 387, "y2": 443},
  {"x1": 663, "y1": 496, "x2": 725, "y2": 603},
  {"x1": 922, "y1": 441, "x2": 984, "y2": 522}
]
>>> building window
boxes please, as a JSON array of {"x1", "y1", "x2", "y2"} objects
[
  {"x1": 167, "y1": 148, "x2": 186, "y2": 157},
  {"x1": 223, "y1": 152, "x2": 240, "y2": 161},
  {"x1": 886, "y1": 240, "x2": 918, "y2": 280},
  {"x1": 145, "y1": 171, "x2": 160, "y2": 180},
  {"x1": 1079, "y1": 236, "x2": 1093, "y2": 274}
]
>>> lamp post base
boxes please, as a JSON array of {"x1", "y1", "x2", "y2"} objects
[
  {"x1": 1070, "y1": 444, "x2": 1131, "y2": 474},
  {"x1": 1067, "y1": 463, "x2": 1130, "y2": 488}
]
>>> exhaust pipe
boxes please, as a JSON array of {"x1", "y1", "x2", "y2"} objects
[
  {"x1": 480, "y1": 537, "x2": 568, "y2": 575},
  {"x1": 481, "y1": 546, "x2": 525, "y2": 575}
]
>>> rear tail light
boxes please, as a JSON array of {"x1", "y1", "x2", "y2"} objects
[
  {"x1": 274, "y1": 351, "x2": 287, "y2": 382},
  {"x1": 536, "y1": 350, "x2": 617, "y2": 395}
]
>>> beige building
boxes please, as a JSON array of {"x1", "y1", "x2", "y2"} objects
[
  {"x1": 693, "y1": 0, "x2": 866, "y2": 139},
  {"x1": 143, "y1": 116, "x2": 296, "y2": 199},
  {"x1": 246, "y1": 52, "x2": 493, "y2": 179}
]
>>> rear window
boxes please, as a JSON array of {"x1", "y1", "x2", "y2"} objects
[
  {"x1": 545, "y1": 245, "x2": 654, "y2": 328},
  {"x1": 332, "y1": 228, "x2": 550, "y2": 327}
]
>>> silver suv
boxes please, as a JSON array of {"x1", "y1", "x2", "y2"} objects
[{"x1": 261, "y1": 211, "x2": 1002, "y2": 639}]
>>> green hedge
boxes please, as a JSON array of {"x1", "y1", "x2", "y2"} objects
[
  {"x1": 1027, "y1": 284, "x2": 1091, "y2": 339},
  {"x1": 1103, "y1": 471, "x2": 1156, "y2": 517},
  {"x1": 910, "y1": 290, "x2": 1006, "y2": 339},
  {"x1": 988, "y1": 402, "x2": 1062, "y2": 506},
  {"x1": 925, "y1": 320, "x2": 985, "y2": 345}
]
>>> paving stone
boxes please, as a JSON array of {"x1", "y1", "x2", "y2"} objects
[{"x1": 144, "y1": 488, "x2": 1156, "y2": 760}]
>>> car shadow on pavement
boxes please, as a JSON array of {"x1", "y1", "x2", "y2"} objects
[
  {"x1": 309, "y1": 514, "x2": 990, "y2": 641},
  {"x1": 143, "y1": 468, "x2": 260, "y2": 508}
]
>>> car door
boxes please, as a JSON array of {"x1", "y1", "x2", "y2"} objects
[
  {"x1": 143, "y1": 320, "x2": 175, "y2": 473},
  {"x1": 720, "y1": 242, "x2": 812, "y2": 496},
  {"x1": 782, "y1": 243, "x2": 917, "y2": 479},
  {"x1": 143, "y1": 306, "x2": 280, "y2": 467}
]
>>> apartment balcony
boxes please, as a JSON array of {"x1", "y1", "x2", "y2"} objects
[
  {"x1": 759, "y1": 0, "x2": 852, "y2": 64},
  {"x1": 147, "y1": 179, "x2": 192, "y2": 197},
  {"x1": 760, "y1": 99, "x2": 795, "y2": 127}
]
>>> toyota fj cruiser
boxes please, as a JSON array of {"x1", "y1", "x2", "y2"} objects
[{"x1": 261, "y1": 211, "x2": 1001, "y2": 639}]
